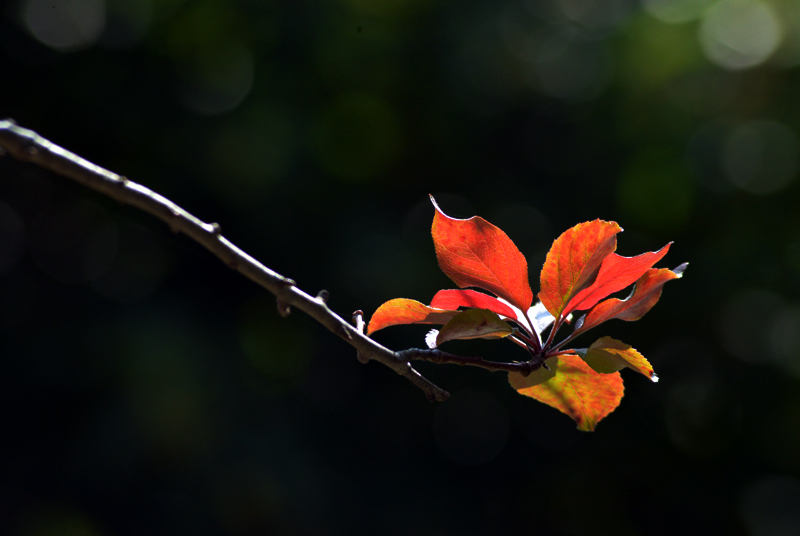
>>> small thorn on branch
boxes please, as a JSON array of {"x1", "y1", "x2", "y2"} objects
[
  {"x1": 276, "y1": 298, "x2": 291, "y2": 318},
  {"x1": 119, "y1": 175, "x2": 129, "y2": 186},
  {"x1": 316, "y1": 289, "x2": 329, "y2": 303},
  {"x1": 210, "y1": 222, "x2": 222, "y2": 236},
  {"x1": 335, "y1": 322, "x2": 353, "y2": 341},
  {"x1": 168, "y1": 208, "x2": 181, "y2": 233}
]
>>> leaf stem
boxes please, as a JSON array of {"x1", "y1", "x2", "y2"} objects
[
  {"x1": 522, "y1": 310, "x2": 543, "y2": 353},
  {"x1": 542, "y1": 314, "x2": 562, "y2": 351}
]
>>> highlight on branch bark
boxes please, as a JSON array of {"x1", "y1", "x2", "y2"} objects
[{"x1": 0, "y1": 118, "x2": 463, "y2": 403}]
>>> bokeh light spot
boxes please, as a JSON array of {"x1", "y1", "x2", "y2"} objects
[
  {"x1": 207, "y1": 105, "x2": 298, "y2": 202},
  {"x1": 90, "y1": 222, "x2": 170, "y2": 303},
  {"x1": 642, "y1": 0, "x2": 716, "y2": 24},
  {"x1": 28, "y1": 198, "x2": 117, "y2": 285},
  {"x1": 177, "y1": 41, "x2": 254, "y2": 116},
  {"x1": 741, "y1": 475, "x2": 800, "y2": 536},
  {"x1": 719, "y1": 288, "x2": 783, "y2": 365},
  {"x1": 100, "y1": 0, "x2": 152, "y2": 49},
  {"x1": 313, "y1": 92, "x2": 402, "y2": 180},
  {"x1": 527, "y1": 32, "x2": 614, "y2": 102},
  {"x1": 618, "y1": 15, "x2": 704, "y2": 91},
  {"x1": 239, "y1": 298, "x2": 313, "y2": 391},
  {"x1": 687, "y1": 121, "x2": 737, "y2": 193},
  {"x1": 617, "y1": 149, "x2": 695, "y2": 230},
  {"x1": 22, "y1": 0, "x2": 106, "y2": 51},
  {"x1": 15, "y1": 505, "x2": 102, "y2": 536},
  {"x1": 343, "y1": 0, "x2": 429, "y2": 18},
  {"x1": 722, "y1": 120, "x2": 799, "y2": 195},
  {"x1": 699, "y1": 0, "x2": 782, "y2": 70},
  {"x1": 557, "y1": 0, "x2": 632, "y2": 31},
  {"x1": 769, "y1": 306, "x2": 800, "y2": 377}
]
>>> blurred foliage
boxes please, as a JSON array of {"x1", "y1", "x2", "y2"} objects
[{"x1": 2, "y1": 0, "x2": 800, "y2": 534}]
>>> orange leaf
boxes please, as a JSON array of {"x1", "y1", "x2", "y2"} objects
[
  {"x1": 508, "y1": 353, "x2": 624, "y2": 431},
  {"x1": 564, "y1": 243, "x2": 671, "y2": 315},
  {"x1": 367, "y1": 298, "x2": 458, "y2": 335},
  {"x1": 430, "y1": 196, "x2": 533, "y2": 311},
  {"x1": 430, "y1": 289, "x2": 517, "y2": 319},
  {"x1": 572, "y1": 264, "x2": 686, "y2": 339},
  {"x1": 577, "y1": 337, "x2": 657, "y2": 381},
  {"x1": 539, "y1": 219, "x2": 622, "y2": 319}
]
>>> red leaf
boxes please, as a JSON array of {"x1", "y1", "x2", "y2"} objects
[
  {"x1": 509, "y1": 353, "x2": 624, "y2": 431},
  {"x1": 539, "y1": 220, "x2": 622, "y2": 319},
  {"x1": 564, "y1": 243, "x2": 671, "y2": 315},
  {"x1": 367, "y1": 298, "x2": 458, "y2": 335},
  {"x1": 572, "y1": 265, "x2": 686, "y2": 339},
  {"x1": 430, "y1": 289, "x2": 517, "y2": 319},
  {"x1": 430, "y1": 196, "x2": 533, "y2": 311}
]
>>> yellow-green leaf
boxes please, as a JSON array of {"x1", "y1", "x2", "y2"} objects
[
  {"x1": 509, "y1": 353, "x2": 624, "y2": 431},
  {"x1": 436, "y1": 308, "x2": 513, "y2": 346},
  {"x1": 577, "y1": 337, "x2": 657, "y2": 382}
]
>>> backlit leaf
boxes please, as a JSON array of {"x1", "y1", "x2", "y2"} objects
[
  {"x1": 431, "y1": 195, "x2": 533, "y2": 311},
  {"x1": 571, "y1": 264, "x2": 686, "y2": 339},
  {"x1": 539, "y1": 219, "x2": 622, "y2": 319},
  {"x1": 430, "y1": 289, "x2": 517, "y2": 319},
  {"x1": 576, "y1": 337, "x2": 657, "y2": 381},
  {"x1": 436, "y1": 309, "x2": 513, "y2": 346},
  {"x1": 367, "y1": 298, "x2": 458, "y2": 335},
  {"x1": 509, "y1": 353, "x2": 623, "y2": 431},
  {"x1": 564, "y1": 243, "x2": 671, "y2": 314}
]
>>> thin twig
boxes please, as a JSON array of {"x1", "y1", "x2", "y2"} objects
[
  {"x1": 0, "y1": 119, "x2": 451, "y2": 402},
  {"x1": 398, "y1": 348, "x2": 542, "y2": 377}
]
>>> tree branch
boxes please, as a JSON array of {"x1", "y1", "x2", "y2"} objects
[{"x1": 0, "y1": 119, "x2": 451, "y2": 401}]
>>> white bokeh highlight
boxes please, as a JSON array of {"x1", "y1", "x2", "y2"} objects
[
  {"x1": 22, "y1": 0, "x2": 106, "y2": 51},
  {"x1": 699, "y1": 0, "x2": 782, "y2": 70}
]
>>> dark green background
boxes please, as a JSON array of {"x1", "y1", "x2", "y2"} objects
[{"x1": 2, "y1": 0, "x2": 800, "y2": 534}]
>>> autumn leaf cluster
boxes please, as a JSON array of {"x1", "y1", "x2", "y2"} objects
[{"x1": 368, "y1": 197, "x2": 685, "y2": 430}]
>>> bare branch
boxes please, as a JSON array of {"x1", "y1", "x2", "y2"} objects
[{"x1": 0, "y1": 119, "x2": 450, "y2": 402}]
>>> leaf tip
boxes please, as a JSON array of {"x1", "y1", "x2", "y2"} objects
[
  {"x1": 673, "y1": 263, "x2": 688, "y2": 277},
  {"x1": 651, "y1": 373, "x2": 659, "y2": 383}
]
